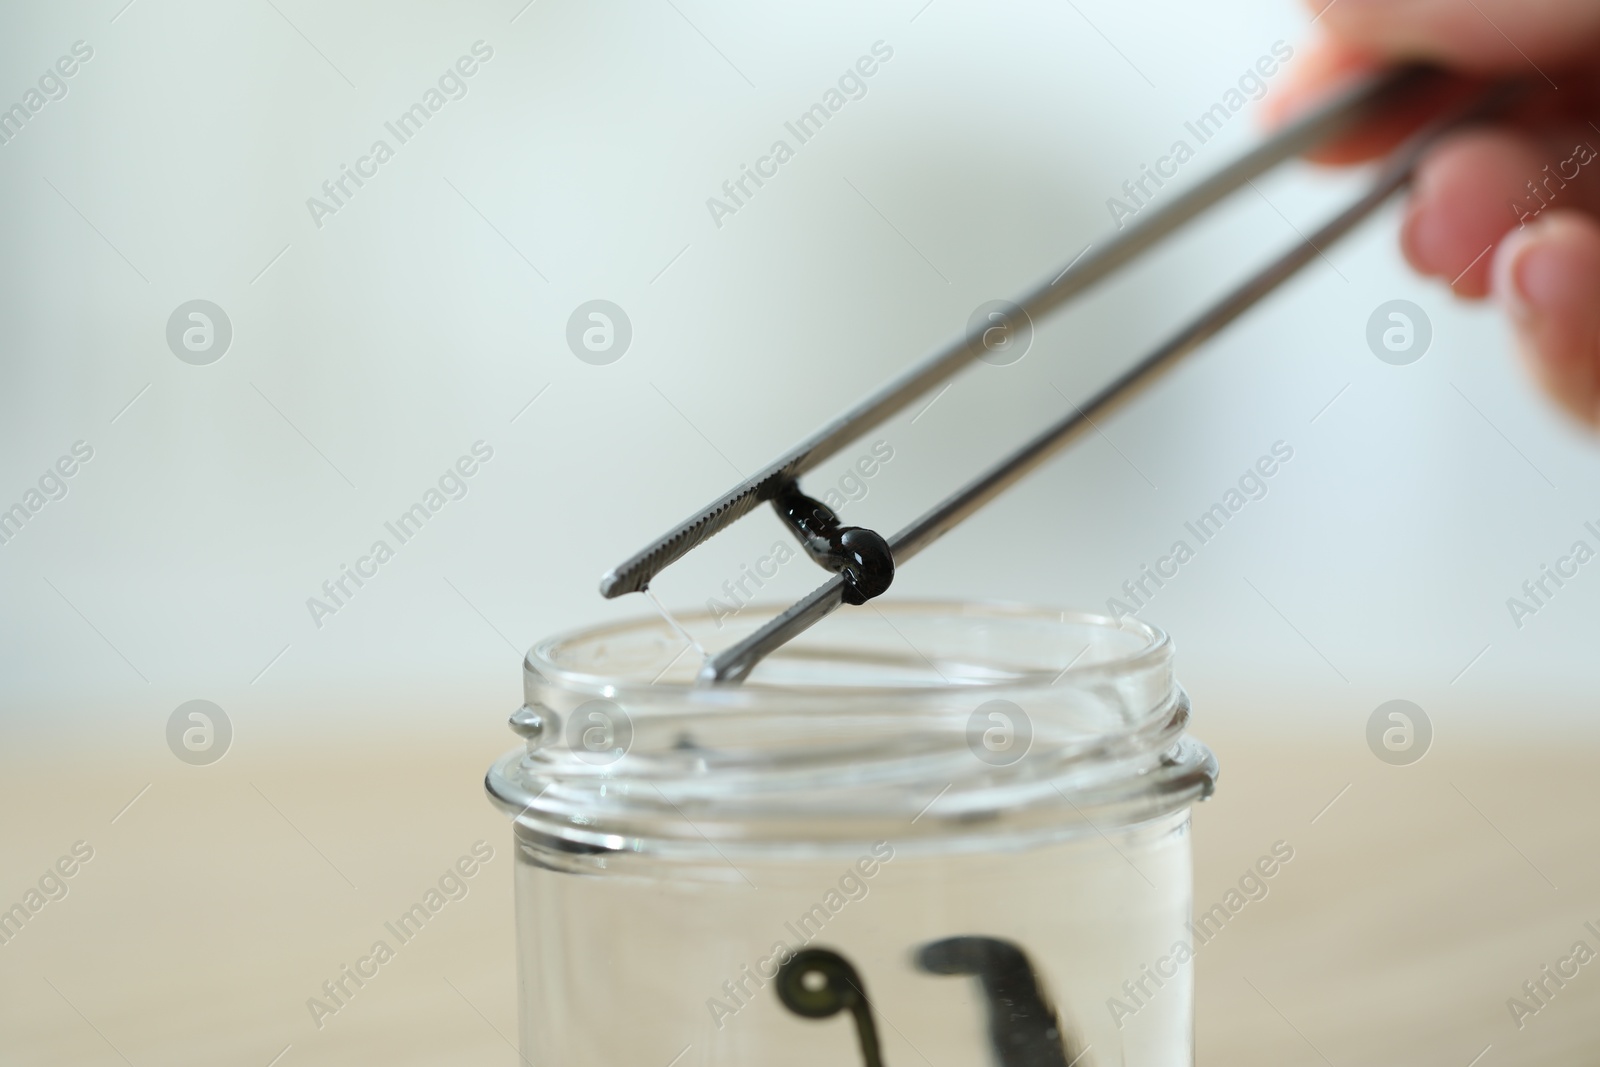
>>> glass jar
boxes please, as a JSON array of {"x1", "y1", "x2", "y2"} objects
[{"x1": 485, "y1": 600, "x2": 1217, "y2": 1067}]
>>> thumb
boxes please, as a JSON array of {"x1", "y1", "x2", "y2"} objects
[
  {"x1": 1316, "y1": 0, "x2": 1600, "y2": 71},
  {"x1": 1493, "y1": 211, "x2": 1600, "y2": 427}
]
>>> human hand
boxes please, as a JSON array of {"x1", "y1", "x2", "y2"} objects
[{"x1": 1265, "y1": 0, "x2": 1600, "y2": 425}]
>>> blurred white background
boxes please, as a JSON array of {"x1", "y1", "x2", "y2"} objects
[{"x1": 2, "y1": 0, "x2": 1595, "y2": 751}]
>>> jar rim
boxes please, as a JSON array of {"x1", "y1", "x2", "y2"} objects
[
  {"x1": 524, "y1": 598, "x2": 1172, "y2": 701},
  {"x1": 488, "y1": 600, "x2": 1211, "y2": 866}
]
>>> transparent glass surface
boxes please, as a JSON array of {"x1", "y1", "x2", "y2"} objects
[{"x1": 486, "y1": 601, "x2": 1218, "y2": 1067}]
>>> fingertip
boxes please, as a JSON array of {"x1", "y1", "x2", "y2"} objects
[
  {"x1": 1400, "y1": 130, "x2": 1546, "y2": 296},
  {"x1": 1261, "y1": 39, "x2": 1485, "y2": 167},
  {"x1": 1493, "y1": 211, "x2": 1600, "y2": 427},
  {"x1": 1260, "y1": 38, "x2": 1375, "y2": 129},
  {"x1": 1259, "y1": 38, "x2": 1390, "y2": 164}
]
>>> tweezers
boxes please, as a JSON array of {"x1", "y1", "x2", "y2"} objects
[{"x1": 600, "y1": 64, "x2": 1521, "y2": 685}]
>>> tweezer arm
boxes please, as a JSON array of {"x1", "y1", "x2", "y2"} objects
[
  {"x1": 599, "y1": 65, "x2": 1443, "y2": 600},
  {"x1": 699, "y1": 77, "x2": 1524, "y2": 686}
]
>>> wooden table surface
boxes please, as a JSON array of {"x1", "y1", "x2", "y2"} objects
[{"x1": 3, "y1": 719, "x2": 1596, "y2": 1066}]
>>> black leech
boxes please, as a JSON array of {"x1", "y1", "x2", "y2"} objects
[
  {"x1": 771, "y1": 480, "x2": 894, "y2": 605},
  {"x1": 916, "y1": 936, "x2": 1081, "y2": 1067},
  {"x1": 775, "y1": 948, "x2": 884, "y2": 1067}
]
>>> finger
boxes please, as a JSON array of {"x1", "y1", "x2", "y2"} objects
[
  {"x1": 1401, "y1": 129, "x2": 1546, "y2": 296},
  {"x1": 1258, "y1": 37, "x2": 1376, "y2": 133},
  {"x1": 1259, "y1": 39, "x2": 1378, "y2": 162},
  {"x1": 1401, "y1": 129, "x2": 1600, "y2": 296},
  {"x1": 1313, "y1": 0, "x2": 1600, "y2": 73},
  {"x1": 1263, "y1": 39, "x2": 1490, "y2": 164},
  {"x1": 1266, "y1": 3, "x2": 1600, "y2": 166},
  {"x1": 1493, "y1": 211, "x2": 1600, "y2": 427}
]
